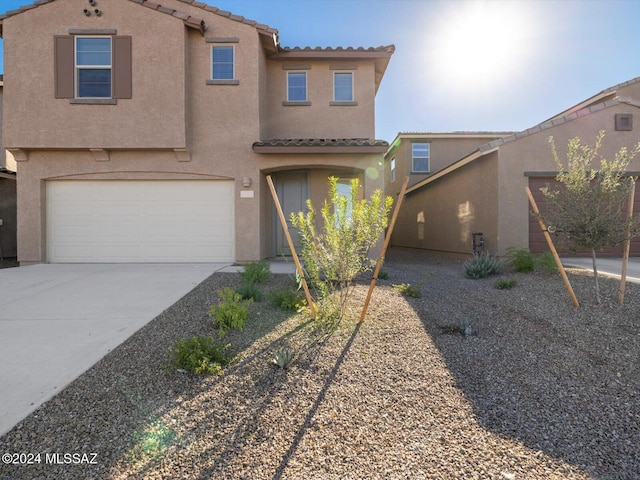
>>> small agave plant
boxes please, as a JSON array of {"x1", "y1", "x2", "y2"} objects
[{"x1": 272, "y1": 348, "x2": 294, "y2": 369}]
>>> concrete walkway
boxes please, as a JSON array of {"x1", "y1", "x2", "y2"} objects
[
  {"x1": 0, "y1": 263, "x2": 228, "y2": 436},
  {"x1": 561, "y1": 257, "x2": 640, "y2": 284}
]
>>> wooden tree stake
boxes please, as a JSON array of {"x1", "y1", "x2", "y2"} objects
[
  {"x1": 266, "y1": 175, "x2": 317, "y2": 318},
  {"x1": 526, "y1": 186, "x2": 580, "y2": 308},
  {"x1": 360, "y1": 177, "x2": 410, "y2": 322},
  {"x1": 618, "y1": 181, "x2": 636, "y2": 304}
]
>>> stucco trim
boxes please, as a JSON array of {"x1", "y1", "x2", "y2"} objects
[
  {"x1": 6, "y1": 149, "x2": 28, "y2": 162},
  {"x1": 69, "y1": 29, "x2": 117, "y2": 35},
  {"x1": 90, "y1": 148, "x2": 110, "y2": 162},
  {"x1": 206, "y1": 79, "x2": 240, "y2": 85},
  {"x1": 173, "y1": 148, "x2": 191, "y2": 162},
  {"x1": 70, "y1": 99, "x2": 118, "y2": 105},
  {"x1": 205, "y1": 37, "x2": 239, "y2": 43},
  {"x1": 282, "y1": 101, "x2": 311, "y2": 106},
  {"x1": 329, "y1": 101, "x2": 358, "y2": 106}
]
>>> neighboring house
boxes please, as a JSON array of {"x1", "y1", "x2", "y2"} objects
[
  {"x1": 0, "y1": 0, "x2": 394, "y2": 264},
  {"x1": 391, "y1": 77, "x2": 640, "y2": 257},
  {"x1": 384, "y1": 132, "x2": 513, "y2": 199}
]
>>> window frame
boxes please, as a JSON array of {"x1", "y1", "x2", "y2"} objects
[
  {"x1": 286, "y1": 71, "x2": 307, "y2": 102},
  {"x1": 211, "y1": 45, "x2": 235, "y2": 81},
  {"x1": 75, "y1": 36, "x2": 112, "y2": 99},
  {"x1": 412, "y1": 143, "x2": 430, "y2": 173},
  {"x1": 333, "y1": 71, "x2": 354, "y2": 102}
]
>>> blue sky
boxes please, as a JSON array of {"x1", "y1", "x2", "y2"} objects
[{"x1": 2, "y1": 0, "x2": 640, "y2": 141}]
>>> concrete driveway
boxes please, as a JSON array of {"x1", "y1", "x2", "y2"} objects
[
  {"x1": 0, "y1": 263, "x2": 228, "y2": 436},
  {"x1": 561, "y1": 257, "x2": 640, "y2": 284}
]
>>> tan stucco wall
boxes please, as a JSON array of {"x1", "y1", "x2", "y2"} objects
[
  {"x1": 263, "y1": 60, "x2": 375, "y2": 139},
  {"x1": 392, "y1": 152, "x2": 499, "y2": 254},
  {"x1": 4, "y1": 0, "x2": 387, "y2": 264},
  {"x1": 496, "y1": 103, "x2": 640, "y2": 255},
  {"x1": 385, "y1": 135, "x2": 505, "y2": 200},
  {"x1": 3, "y1": 1, "x2": 188, "y2": 149}
]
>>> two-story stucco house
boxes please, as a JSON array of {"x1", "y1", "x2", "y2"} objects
[{"x1": 0, "y1": 0, "x2": 394, "y2": 264}]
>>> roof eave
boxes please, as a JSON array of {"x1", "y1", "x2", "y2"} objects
[{"x1": 253, "y1": 145, "x2": 388, "y2": 154}]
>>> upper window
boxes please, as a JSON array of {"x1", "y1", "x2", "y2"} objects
[
  {"x1": 412, "y1": 143, "x2": 430, "y2": 173},
  {"x1": 287, "y1": 72, "x2": 307, "y2": 101},
  {"x1": 390, "y1": 157, "x2": 396, "y2": 182},
  {"x1": 76, "y1": 37, "x2": 112, "y2": 98},
  {"x1": 211, "y1": 46, "x2": 234, "y2": 80},
  {"x1": 333, "y1": 72, "x2": 353, "y2": 102}
]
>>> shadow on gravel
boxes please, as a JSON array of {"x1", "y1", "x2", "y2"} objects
[
  {"x1": 271, "y1": 322, "x2": 361, "y2": 480},
  {"x1": 383, "y1": 248, "x2": 640, "y2": 480}
]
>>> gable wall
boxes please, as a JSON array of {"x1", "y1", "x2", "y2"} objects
[
  {"x1": 497, "y1": 103, "x2": 640, "y2": 254},
  {"x1": 2, "y1": 0, "x2": 188, "y2": 149}
]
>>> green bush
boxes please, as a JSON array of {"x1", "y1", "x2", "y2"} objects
[
  {"x1": 377, "y1": 269, "x2": 389, "y2": 280},
  {"x1": 494, "y1": 278, "x2": 518, "y2": 290},
  {"x1": 392, "y1": 282, "x2": 422, "y2": 298},
  {"x1": 239, "y1": 261, "x2": 271, "y2": 284},
  {"x1": 535, "y1": 251, "x2": 558, "y2": 273},
  {"x1": 506, "y1": 247, "x2": 535, "y2": 272},
  {"x1": 269, "y1": 287, "x2": 304, "y2": 311},
  {"x1": 235, "y1": 283, "x2": 263, "y2": 302},
  {"x1": 209, "y1": 288, "x2": 252, "y2": 335},
  {"x1": 171, "y1": 336, "x2": 231, "y2": 375},
  {"x1": 463, "y1": 252, "x2": 502, "y2": 279}
]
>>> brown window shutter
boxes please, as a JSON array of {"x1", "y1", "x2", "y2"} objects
[
  {"x1": 112, "y1": 36, "x2": 132, "y2": 99},
  {"x1": 54, "y1": 35, "x2": 74, "y2": 98}
]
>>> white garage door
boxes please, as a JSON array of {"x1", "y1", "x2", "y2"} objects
[{"x1": 47, "y1": 180, "x2": 235, "y2": 263}]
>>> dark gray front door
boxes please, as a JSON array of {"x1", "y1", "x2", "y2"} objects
[{"x1": 274, "y1": 172, "x2": 308, "y2": 256}]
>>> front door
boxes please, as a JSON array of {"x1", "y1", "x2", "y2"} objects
[{"x1": 274, "y1": 172, "x2": 308, "y2": 256}]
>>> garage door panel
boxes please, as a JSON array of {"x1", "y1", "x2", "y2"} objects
[{"x1": 47, "y1": 180, "x2": 235, "y2": 263}]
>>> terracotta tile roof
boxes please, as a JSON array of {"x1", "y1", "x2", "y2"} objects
[
  {"x1": 278, "y1": 45, "x2": 395, "y2": 55},
  {"x1": 406, "y1": 95, "x2": 640, "y2": 195},
  {"x1": 0, "y1": 0, "x2": 279, "y2": 38},
  {"x1": 175, "y1": 0, "x2": 278, "y2": 36},
  {"x1": 254, "y1": 138, "x2": 389, "y2": 148}
]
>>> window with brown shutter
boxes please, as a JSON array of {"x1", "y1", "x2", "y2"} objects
[{"x1": 54, "y1": 33, "x2": 131, "y2": 101}]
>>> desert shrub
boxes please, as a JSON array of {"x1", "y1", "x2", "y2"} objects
[
  {"x1": 271, "y1": 347, "x2": 294, "y2": 369},
  {"x1": 290, "y1": 176, "x2": 393, "y2": 322},
  {"x1": 269, "y1": 287, "x2": 304, "y2": 311},
  {"x1": 494, "y1": 278, "x2": 518, "y2": 290},
  {"x1": 392, "y1": 282, "x2": 422, "y2": 298},
  {"x1": 377, "y1": 269, "x2": 389, "y2": 280},
  {"x1": 209, "y1": 288, "x2": 252, "y2": 335},
  {"x1": 506, "y1": 247, "x2": 535, "y2": 272},
  {"x1": 464, "y1": 252, "x2": 502, "y2": 279},
  {"x1": 535, "y1": 251, "x2": 558, "y2": 273},
  {"x1": 171, "y1": 336, "x2": 231, "y2": 375},
  {"x1": 239, "y1": 261, "x2": 271, "y2": 284},
  {"x1": 235, "y1": 283, "x2": 263, "y2": 302}
]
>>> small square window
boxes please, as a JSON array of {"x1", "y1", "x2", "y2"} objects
[
  {"x1": 212, "y1": 46, "x2": 234, "y2": 80},
  {"x1": 287, "y1": 72, "x2": 307, "y2": 101},
  {"x1": 615, "y1": 113, "x2": 633, "y2": 131}
]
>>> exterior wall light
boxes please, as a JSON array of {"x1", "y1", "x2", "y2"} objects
[{"x1": 242, "y1": 177, "x2": 252, "y2": 188}]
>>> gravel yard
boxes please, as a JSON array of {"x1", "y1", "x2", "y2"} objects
[{"x1": 0, "y1": 248, "x2": 638, "y2": 480}]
